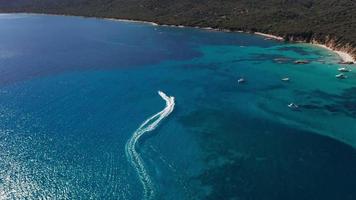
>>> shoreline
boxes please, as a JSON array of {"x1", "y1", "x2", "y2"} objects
[
  {"x1": 312, "y1": 43, "x2": 355, "y2": 63},
  {"x1": 1, "y1": 12, "x2": 355, "y2": 63},
  {"x1": 254, "y1": 32, "x2": 284, "y2": 41}
]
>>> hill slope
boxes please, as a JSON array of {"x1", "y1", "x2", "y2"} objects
[{"x1": 0, "y1": 0, "x2": 355, "y2": 60}]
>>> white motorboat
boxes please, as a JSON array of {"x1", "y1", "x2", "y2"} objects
[
  {"x1": 238, "y1": 78, "x2": 246, "y2": 84},
  {"x1": 338, "y1": 67, "x2": 351, "y2": 72},
  {"x1": 281, "y1": 77, "x2": 290, "y2": 82},
  {"x1": 288, "y1": 103, "x2": 299, "y2": 110},
  {"x1": 336, "y1": 73, "x2": 347, "y2": 79}
]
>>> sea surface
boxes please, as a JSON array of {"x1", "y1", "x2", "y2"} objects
[{"x1": 0, "y1": 14, "x2": 355, "y2": 200}]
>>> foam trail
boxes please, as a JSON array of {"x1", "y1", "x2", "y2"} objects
[{"x1": 125, "y1": 91, "x2": 175, "y2": 200}]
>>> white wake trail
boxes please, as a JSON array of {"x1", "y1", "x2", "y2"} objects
[{"x1": 125, "y1": 91, "x2": 175, "y2": 200}]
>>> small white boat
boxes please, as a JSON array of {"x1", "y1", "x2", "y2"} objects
[
  {"x1": 338, "y1": 67, "x2": 351, "y2": 72},
  {"x1": 336, "y1": 73, "x2": 347, "y2": 79},
  {"x1": 238, "y1": 78, "x2": 246, "y2": 84},
  {"x1": 294, "y1": 60, "x2": 309, "y2": 64},
  {"x1": 288, "y1": 103, "x2": 299, "y2": 110},
  {"x1": 281, "y1": 77, "x2": 290, "y2": 82}
]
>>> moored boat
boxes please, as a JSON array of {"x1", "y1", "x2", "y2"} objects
[
  {"x1": 336, "y1": 73, "x2": 347, "y2": 79},
  {"x1": 294, "y1": 60, "x2": 309, "y2": 64},
  {"x1": 338, "y1": 67, "x2": 351, "y2": 72},
  {"x1": 288, "y1": 103, "x2": 299, "y2": 110},
  {"x1": 281, "y1": 77, "x2": 290, "y2": 82},
  {"x1": 238, "y1": 78, "x2": 246, "y2": 84}
]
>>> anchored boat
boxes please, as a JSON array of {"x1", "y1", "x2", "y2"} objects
[
  {"x1": 338, "y1": 67, "x2": 351, "y2": 72},
  {"x1": 336, "y1": 73, "x2": 347, "y2": 79}
]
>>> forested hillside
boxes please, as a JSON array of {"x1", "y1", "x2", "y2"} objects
[{"x1": 0, "y1": 0, "x2": 355, "y2": 59}]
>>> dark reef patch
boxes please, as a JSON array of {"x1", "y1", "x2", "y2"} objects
[
  {"x1": 296, "y1": 88, "x2": 356, "y2": 118},
  {"x1": 179, "y1": 108, "x2": 356, "y2": 200}
]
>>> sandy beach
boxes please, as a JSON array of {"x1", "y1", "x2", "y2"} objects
[
  {"x1": 313, "y1": 43, "x2": 355, "y2": 63},
  {"x1": 255, "y1": 32, "x2": 284, "y2": 41}
]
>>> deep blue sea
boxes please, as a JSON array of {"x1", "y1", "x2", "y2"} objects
[{"x1": 0, "y1": 14, "x2": 355, "y2": 200}]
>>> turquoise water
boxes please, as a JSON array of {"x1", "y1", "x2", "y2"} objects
[{"x1": 0, "y1": 14, "x2": 355, "y2": 199}]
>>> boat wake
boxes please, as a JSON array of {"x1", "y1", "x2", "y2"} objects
[{"x1": 125, "y1": 91, "x2": 175, "y2": 200}]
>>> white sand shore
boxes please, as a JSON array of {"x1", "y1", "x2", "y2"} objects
[
  {"x1": 105, "y1": 18, "x2": 158, "y2": 26},
  {"x1": 255, "y1": 31, "x2": 354, "y2": 63},
  {"x1": 255, "y1": 32, "x2": 284, "y2": 41},
  {"x1": 313, "y1": 44, "x2": 355, "y2": 63}
]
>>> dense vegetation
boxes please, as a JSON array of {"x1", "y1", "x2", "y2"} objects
[{"x1": 0, "y1": 0, "x2": 355, "y2": 58}]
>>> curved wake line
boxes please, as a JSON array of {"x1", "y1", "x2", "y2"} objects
[{"x1": 125, "y1": 91, "x2": 175, "y2": 200}]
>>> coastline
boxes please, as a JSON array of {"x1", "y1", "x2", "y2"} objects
[
  {"x1": 312, "y1": 43, "x2": 355, "y2": 63},
  {"x1": 254, "y1": 32, "x2": 284, "y2": 41},
  {"x1": 2, "y1": 12, "x2": 355, "y2": 63}
]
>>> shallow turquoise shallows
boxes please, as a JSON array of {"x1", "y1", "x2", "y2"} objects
[{"x1": 0, "y1": 14, "x2": 355, "y2": 200}]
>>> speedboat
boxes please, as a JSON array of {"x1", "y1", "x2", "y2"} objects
[
  {"x1": 336, "y1": 73, "x2": 347, "y2": 79},
  {"x1": 338, "y1": 67, "x2": 351, "y2": 72},
  {"x1": 288, "y1": 103, "x2": 299, "y2": 110}
]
